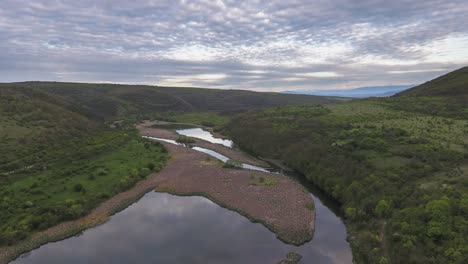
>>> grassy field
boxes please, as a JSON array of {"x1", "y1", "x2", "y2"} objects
[{"x1": 225, "y1": 87, "x2": 467, "y2": 263}]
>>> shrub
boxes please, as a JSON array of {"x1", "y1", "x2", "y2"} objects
[
  {"x1": 223, "y1": 159, "x2": 242, "y2": 169},
  {"x1": 73, "y1": 183, "x2": 84, "y2": 192},
  {"x1": 147, "y1": 162, "x2": 155, "y2": 170},
  {"x1": 175, "y1": 135, "x2": 196, "y2": 144}
]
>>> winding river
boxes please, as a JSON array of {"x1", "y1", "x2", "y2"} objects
[{"x1": 12, "y1": 128, "x2": 352, "y2": 264}]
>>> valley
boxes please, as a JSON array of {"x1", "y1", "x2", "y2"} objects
[{"x1": 0, "y1": 67, "x2": 467, "y2": 264}]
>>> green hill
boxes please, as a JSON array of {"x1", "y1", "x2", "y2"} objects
[
  {"x1": 0, "y1": 86, "x2": 99, "y2": 173},
  {"x1": 382, "y1": 67, "x2": 468, "y2": 119},
  {"x1": 398, "y1": 66, "x2": 468, "y2": 97}
]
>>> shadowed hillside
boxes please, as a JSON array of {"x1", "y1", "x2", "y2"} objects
[{"x1": 1, "y1": 82, "x2": 341, "y2": 120}]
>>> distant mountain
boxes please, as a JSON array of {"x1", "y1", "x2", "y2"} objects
[
  {"x1": 396, "y1": 66, "x2": 468, "y2": 97},
  {"x1": 284, "y1": 85, "x2": 413, "y2": 98}
]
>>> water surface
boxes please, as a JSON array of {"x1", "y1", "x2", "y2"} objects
[
  {"x1": 176, "y1": 128, "x2": 233, "y2": 148},
  {"x1": 14, "y1": 192, "x2": 351, "y2": 264}
]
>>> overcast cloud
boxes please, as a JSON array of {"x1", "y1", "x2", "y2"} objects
[{"x1": 1, "y1": 0, "x2": 467, "y2": 91}]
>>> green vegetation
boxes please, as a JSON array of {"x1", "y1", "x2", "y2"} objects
[
  {"x1": 225, "y1": 68, "x2": 468, "y2": 264},
  {"x1": 175, "y1": 135, "x2": 197, "y2": 144},
  {"x1": 249, "y1": 174, "x2": 279, "y2": 186},
  {"x1": 222, "y1": 159, "x2": 242, "y2": 169},
  {"x1": 305, "y1": 202, "x2": 314, "y2": 211}
]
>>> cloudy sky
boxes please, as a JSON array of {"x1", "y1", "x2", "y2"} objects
[{"x1": 1, "y1": 0, "x2": 467, "y2": 91}]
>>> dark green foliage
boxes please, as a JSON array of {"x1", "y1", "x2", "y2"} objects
[{"x1": 73, "y1": 183, "x2": 84, "y2": 192}]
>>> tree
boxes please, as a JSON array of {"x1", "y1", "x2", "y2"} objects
[
  {"x1": 425, "y1": 197, "x2": 450, "y2": 239},
  {"x1": 375, "y1": 200, "x2": 391, "y2": 218}
]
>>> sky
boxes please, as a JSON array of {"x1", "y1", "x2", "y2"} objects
[{"x1": 1, "y1": 0, "x2": 468, "y2": 92}]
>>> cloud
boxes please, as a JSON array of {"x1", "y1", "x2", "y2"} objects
[{"x1": 0, "y1": 0, "x2": 467, "y2": 91}]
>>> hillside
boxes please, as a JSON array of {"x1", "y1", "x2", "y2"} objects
[
  {"x1": 0, "y1": 86, "x2": 99, "y2": 174},
  {"x1": 0, "y1": 85, "x2": 170, "y2": 247},
  {"x1": 2, "y1": 82, "x2": 340, "y2": 120},
  {"x1": 224, "y1": 68, "x2": 468, "y2": 264},
  {"x1": 397, "y1": 66, "x2": 468, "y2": 97},
  {"x1": 381, "y1": 67, "x2": 468, "y2": 120}
]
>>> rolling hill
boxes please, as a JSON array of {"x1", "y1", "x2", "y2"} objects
[{"x1": 1, "y1": 82, "x2": 341, "y2": 120}]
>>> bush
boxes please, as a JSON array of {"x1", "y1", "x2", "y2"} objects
[
  {"x1": 73, "y1": 183, "x2": 84, "y2": 192},
  {"x1": 147, "y1": 162, "x2": 155, "y2": 170},
  {"x1": 223, "y1": 159, "x2": 242, "y2": 169},
  {"x1": 175, "y1": 135, "x2": 196, "y2": 144}
]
